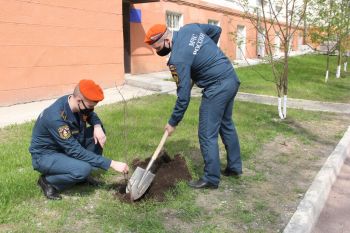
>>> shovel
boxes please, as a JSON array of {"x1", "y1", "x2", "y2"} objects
[{"x1": 126, "y1": 130, "x2": 169, "y2": 201}]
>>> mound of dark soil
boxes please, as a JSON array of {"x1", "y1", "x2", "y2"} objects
[{"x1": 114, "y1": 151, "x2": 191, "y2": 203}]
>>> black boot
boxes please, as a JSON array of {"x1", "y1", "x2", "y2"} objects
[
  {"x1": 221, "y1": 168, "x2": 242, "y2": 178},
  {"x1": 37, "y1": 175, "x2": 62, "y2": 200},
  {"x1": 188, "y1": 178, "x2": 218, "y2": 189}
]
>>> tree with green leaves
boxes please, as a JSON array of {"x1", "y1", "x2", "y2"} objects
[
  {"x1": 308, "y1": 0, "x2": 350, "y2": 80},
  {"x1": 333, "y1": 0, "x2": 350, "y2": 78}
]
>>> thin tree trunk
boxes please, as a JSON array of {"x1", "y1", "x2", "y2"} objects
[
  {"x1": 278, "y1": 0, "x2": 290, "y2": 119},
  {"x1": 336, "y1": 38, "x2": 342, "y2": 78},
  {"x1": 303, "y1": 0, "x2": 308, "y2": 44},
  {"x1": 282, "y1": 47, "x2": 289, "y2": 118},
  {"x1": 345, "y1": 1, "x2": 350, "y2": 72},
  {"x1": 336, "y1": 0, "x2": 346, "y2": 78},
  {"x1": 325, "y1": 0, "x2": 333, "y2": 82},
  {"x1": 326, "y1": 53, "x2": 330, "y2": 82},
  {"x1": 278, "y1": 97, "x2": 284, "y2": 119}
]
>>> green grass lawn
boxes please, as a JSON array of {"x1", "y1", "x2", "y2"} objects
[
  {"x1": 236, "y1": 54, "x2": 350, "y2": 103},
  {"x1": 1, "y1": 94, "x2": 348, "y2": 232}
]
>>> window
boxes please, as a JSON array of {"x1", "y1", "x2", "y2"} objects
[
  {"x1": 236, "y1": 25, "x2": 246, "y2": 60},
  {"x1": 274, "y1": 32, "x2": 281, "y2": 55},
  {"x1": 208, "y1": 19, "x2": 219, "y2": 26},
  {"x1": 275, "y1": 4, "x2": 282, "y2": 13},
  {"x1": 166, "y1": 11, "x2": 183, "y2": 32},
  {"x1": 257, "y1": 29, "x2": 265, "y2": 58},
  {"x1": 275, "y1": 0, "x2": 283, "y2": 13},
  {"x1": 256, "y1": 0, "x2": 267, "y2": 6},
  {"x1": 288, "y1": 39, "x2": 293, "y2": 52},
  {"x1": 208, "y1": 19, "x2": 220, "y2": 46}
]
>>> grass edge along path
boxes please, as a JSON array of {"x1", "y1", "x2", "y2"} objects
[{"x1": 236, "y1": 54, "x2": 350, "y2": 103}]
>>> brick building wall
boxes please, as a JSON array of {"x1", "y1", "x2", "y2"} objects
[
  {"x1": 0, "y1": 0, "x2": 303, "y2": 106},
  {"x1": 0, "y1": 0, "x2": 124, "y2": 106}
]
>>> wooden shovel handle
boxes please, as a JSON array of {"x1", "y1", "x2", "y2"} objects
[{"x1": 145, "y1": 130, "x2": 169, "y2": 171}]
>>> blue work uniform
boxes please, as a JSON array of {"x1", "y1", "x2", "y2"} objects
[
  {"x1": 29, "y1": 95, "x2": 111, "y2": 191},
  {"x1": 168, "y1": 23, "x2": 242, "y2": 185}
]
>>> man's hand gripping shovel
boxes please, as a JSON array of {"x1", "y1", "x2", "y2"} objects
[{"x1": 126, "y1": 130, "x2": 169, "y2": 201}]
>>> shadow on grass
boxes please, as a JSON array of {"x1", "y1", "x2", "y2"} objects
[
  {"x1": 55, "y1": 171, "x2": 109, "y2": 198},
  {"x1": 166, "y1": 138, "x2": 204, "y2": 178},
  {"x1": 281, "y1": 118, "x2": 335, "y2": 146},
  {"x1": 63, "y1": 185, "x2": 97, "y2": 197}
]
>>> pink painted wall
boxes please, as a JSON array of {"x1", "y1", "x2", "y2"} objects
[
  {"x1": 129, "y1": 2, "x2": 168, "y2": 74},
  {"x1": 0, "y1": 0, "x2": 124, "y2": 106}
]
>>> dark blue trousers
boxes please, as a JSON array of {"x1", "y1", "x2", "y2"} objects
[
  {"x1": 199, "y1": 76, "x2": 242, "y2": 185},
  {"x1": 32, "y1": 127, "x2": 102, "y2": 191}
]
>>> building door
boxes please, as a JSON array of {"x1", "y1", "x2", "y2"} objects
[
  {"x1": 236, "y1": 25, "x2": 246, "y2": 60},
  {"x1": 122, "y1": 1, "x2": 131, "y2": 73}
]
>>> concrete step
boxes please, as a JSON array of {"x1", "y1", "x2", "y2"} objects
[{"x1": 125, "y1": 72, "x2": 176, "y2": 93}]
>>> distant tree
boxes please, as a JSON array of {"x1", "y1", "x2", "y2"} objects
[
  {"x1": 239, "y1": 0, "x2": 309, "y2": 119},
  {"x1": 308, "y1": 0, "x2": 337, "y2": 82},
  {"x1": 308, "y1": 0, "x2": 350, "y2": 80},
  {"x1": 334, "y1": 0, "x2": 350, "y2": 78},
  {"x1": 344, "y1": 34, "x2": 350, "y2": 72}
]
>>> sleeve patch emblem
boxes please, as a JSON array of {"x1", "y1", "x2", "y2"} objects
[
  {"x1": 169, "y1": 65, "x2": 179, "y2": 87},
  {"x1": 58, "y1": 125, "x2": 71, "y2": 139}
]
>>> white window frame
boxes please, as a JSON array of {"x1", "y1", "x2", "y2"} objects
[
  {"x1": 236, "y1": 25, "x2": 246, "y2": 60},
  {"x1": 274, "y1": 32, "x2": 281, "y2": 55},
  {"x1": 275, "y1": 3, "x2": 282, "y2": 13},
  {"x1": 166, "y1": 11, "x2": 183, "y2": 32},
  {"x1": 257, "y1": 29, "x2": 266, "y2": 58},
  {"x1": 208, "y1": 19, "x2": 219, "y2": 26}
]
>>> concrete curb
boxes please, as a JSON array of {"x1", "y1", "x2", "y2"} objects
[
  {"x1": 283, "y1": 126, "x2": 350, "y2": 233},
  {"x1": 236, "y1": 92, "x2": 350, "y2": 114}
]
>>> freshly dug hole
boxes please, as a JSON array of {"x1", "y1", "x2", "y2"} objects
[{"x1": 114, "y1": 151, "x2": 191, "y2": 203}]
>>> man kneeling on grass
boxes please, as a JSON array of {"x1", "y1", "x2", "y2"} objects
[{"x1": 29, "y1": 79, "x2": 129, "y2": 200}]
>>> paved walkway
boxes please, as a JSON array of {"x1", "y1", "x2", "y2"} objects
[
  {"x1": 127, "y1": 71, "x2": 350, "y2": 114},
  {"x1": 313, "y1": 156, "x2": 350, "y2": 233},
  {"x1": 0, "y1": 85, "x2": 155, "y2": 128}
]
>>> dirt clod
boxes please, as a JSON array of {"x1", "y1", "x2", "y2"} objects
[{"x1": 114, "y1": 151, "x2": 191, "y2": 203}]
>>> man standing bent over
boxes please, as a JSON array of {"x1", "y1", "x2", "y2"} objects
[{"x1": 144, "y1": 23, "x2": 242, "y2": 189}]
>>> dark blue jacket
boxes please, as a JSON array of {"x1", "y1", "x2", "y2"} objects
[
  {"x1": 167, "y1": 23, "x2": 239, "y2": 126},
  {"x1": 29, "y1": 95, "x2": 111, "y2": 170}
]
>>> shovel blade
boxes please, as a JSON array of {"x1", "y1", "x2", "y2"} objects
[
  {"x1": 126, "y1": 167, "x2": 144, "y2": 194},
  {"x1": 126, "y1": 166, "x2": 155, "y2": 201}
]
